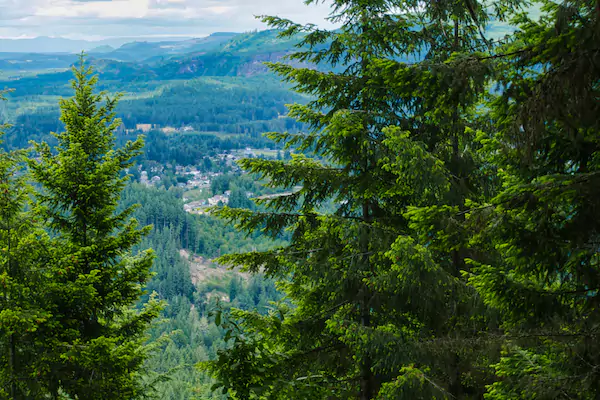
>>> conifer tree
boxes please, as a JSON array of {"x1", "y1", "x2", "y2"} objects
[
  {"x1": 28, "y1": 56, "x2": 162, "y2": 399},
  {"x1": 202, "y1": 0, "x2": 517, "y2": 398},
  {"x1": 468, "y1": 0, "x2": 600, "y2": 397},
  {"x1": 0, "y1": 91, "x2": 52, "y2": 399}
]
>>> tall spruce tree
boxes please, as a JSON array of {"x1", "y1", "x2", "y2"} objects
[
  {"x1": 0, "y1": 91, "x2": 52, "y2": 399},
  {"x1": 467, "y1": 0, "x2": 600, "y2": 398},
  {"x1": 202, "y1": 0, "x2": 519, "y2": 398},
  {"x1": 28, "y1": 56, "x2": 162, "y2": 399}
]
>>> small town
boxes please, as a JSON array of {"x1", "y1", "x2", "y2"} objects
[
  {"x1": 136, "y1": 147, "x2": 275, "y2": 214},
  {"x1": 126, "y1": 123, "x2": 197, "y2": 134}
]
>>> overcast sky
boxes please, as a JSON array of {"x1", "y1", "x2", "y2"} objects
[{"x1": 0, "y1": 0, "x2": 336, "y2": 40}]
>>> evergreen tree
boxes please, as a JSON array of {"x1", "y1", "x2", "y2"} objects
[
  {"x1": 28, "y1": 56, "x2": 162, "y2": 399},
  {"x1": 468, "y1": 0, "x2": 600, "y2": 398},
  {"x1": 228, "y1": 276, "x2": 242, "y2": 302},
  {"x1": 0, "y1": 91, "x2": 51, "y2": 399},
  {"x1": 201, "y1": 0, "x2": 514, "y2": 398}
]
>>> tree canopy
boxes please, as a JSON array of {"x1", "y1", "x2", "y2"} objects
[
  {"x1": 202, "y1": 0, "x2": 600, "y2": 399},
  {"x1": 0, "y1": 0, "x2": 598, "y2": 398}
]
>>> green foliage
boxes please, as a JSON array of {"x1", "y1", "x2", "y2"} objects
[
  {"x1": 0, "y1": 91, "x2": 53, "y2": 399},
  {"x1": 116, "y1": 181, "x2": 284, "y2": 399},
  {"x1": 202, "y1": 0, "x2": 513, "y2": 398},
  {"x1": 1, "y1": 1, "x2": 597, "y2": 397},
  {"x1": 465, "y1": 0, "x2": 600, "y2": 397},
  {"x1": 25, "y1": 56, "x2": 163, "y2": 398}
]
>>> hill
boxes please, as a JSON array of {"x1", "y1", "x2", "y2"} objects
[
  {"x1": 0, "y1": 30, "x2": 308, "y2": 85},
  {"x1": 0, "y1": 30, "x2": 301, "y2": 75},
  {"x1": 93, "y1": 32, "x2": 239, "y2": 62},
  {"x1": 0, "y1": 35, "x2": 197, "y2": 53},
  {"x1": 0, "y1": 29, "x2": 315, "y2": 154}
]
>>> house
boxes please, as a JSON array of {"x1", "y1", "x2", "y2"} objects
[
  {"x1": 136, "y1": 123, "x2": 154, "y2": 132},
  {"x1": 183, "y1": 200, "x2": 209, "y2": 214},
  {"x1": 140, "y1": 171, "x2": 149, "y2": 185},
  {"x1": 207, "y1": 195, "x2": 229, "y2": 206}
]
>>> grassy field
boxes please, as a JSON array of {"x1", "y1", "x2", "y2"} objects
[
  {"x1": 183, "y1": 188, "x2": 211, "y2": 202},
  {"x1": 232, "y1": 148, "x2": 280, "y2": 158},
  {"x1": 180, "y1": 131, "x2": 239, "y2": 139},
  {"x1": 0, "y1": 68, "x2": 69, "y2": 81},
  {"x1": 253, "y1": 149, "x2": 279, "y2": 158}
]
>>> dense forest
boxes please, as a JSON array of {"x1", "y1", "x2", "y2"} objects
[
  {"x1": 203, "y1": 0, "x2": 600, "y2": 399},
  {"x1": 0, "y1": 58, "x2": 285, "y2": 399},
  {"x1": 2, "y1": 75, "x2": 306, "y2": 150},
  {"x1": 0, "y1": 0, "x2": 599, "y2": 398}
]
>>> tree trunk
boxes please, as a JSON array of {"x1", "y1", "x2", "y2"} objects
[
  {"x1": 7, "y1": 224, "x2": 17, "y2": 399},
  {"x1": 359, "y1": 202, "x2": 374, "y2": 400},
  {"x1": 9, "y1": 333, "x2": 17, "y2": 399},
  {"x1": 359, "y1": 295, "x2": 373, "y2": 400}
]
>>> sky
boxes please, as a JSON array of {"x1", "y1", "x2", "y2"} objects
[{"x1": 0, "y1": 0, "x2": 336, "y2": 40}]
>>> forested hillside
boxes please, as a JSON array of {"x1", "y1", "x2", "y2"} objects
[
  {"x1": 120, "y1": 183, "x2": 284, "y2": 399},
  {"x1": 0, "y1": 56, "x2": 287, "y2": 398},
  {"x1": 0, "y1": 28, "x2": 302, "y2": 397},
  {"x1": 0, "y1": 29, "x2": 310, "y2": 152},
  {"x1": 0, "y1": 0, "x2": 599, "y2": 399}
]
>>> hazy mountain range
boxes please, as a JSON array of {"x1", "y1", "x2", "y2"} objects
[
  {"x1": 0, "y1": 35, "x2": 208, "y2": 54},
  {"x1": 0, "y1": 30, "x2": 307, "y2": 80}
]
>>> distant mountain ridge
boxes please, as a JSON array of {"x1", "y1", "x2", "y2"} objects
[
  {"x1": 93, "y1": 32, "x2": 239, "y2": 62},
  {"x1": 0, "y1": 30, "x2": 306, "y2": 79},
  {"x1": 0, "y1": 35, "x2": 201, "y2": 54}
]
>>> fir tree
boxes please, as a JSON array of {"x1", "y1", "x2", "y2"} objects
[
  {"x1": 201, "y1": 0, "x2": 516, "y2": 398},
  {"x1": 28, "y1": 55, "x2": 162, "y2": 399},
  {"x1": 468, "y1": 0, "x2": 600, "y2": 397},
  {"x1": 0, "y1": 90, "x2": 52, "y2": 399}
]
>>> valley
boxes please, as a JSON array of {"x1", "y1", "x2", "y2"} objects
[
  {"x1": 1, "y1": 0, "x2": 590, "y2": 397},
  {"x1": 1, "y1": 29, "x2": 301, "y2": 399}
]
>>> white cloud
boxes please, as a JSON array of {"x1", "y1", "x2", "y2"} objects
[
  {"x1": 35, "y1": 0, "x2": 152, "y2": 19},
  {"x1": 0, "y1": 0, "x2": 40, "y2": 20},
  {"x1": 202, "y1": 6, "x2": 233, "y2": 15},
  {"x1": 0, "y1": 0, "x2": 335, "y2": 40}
]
